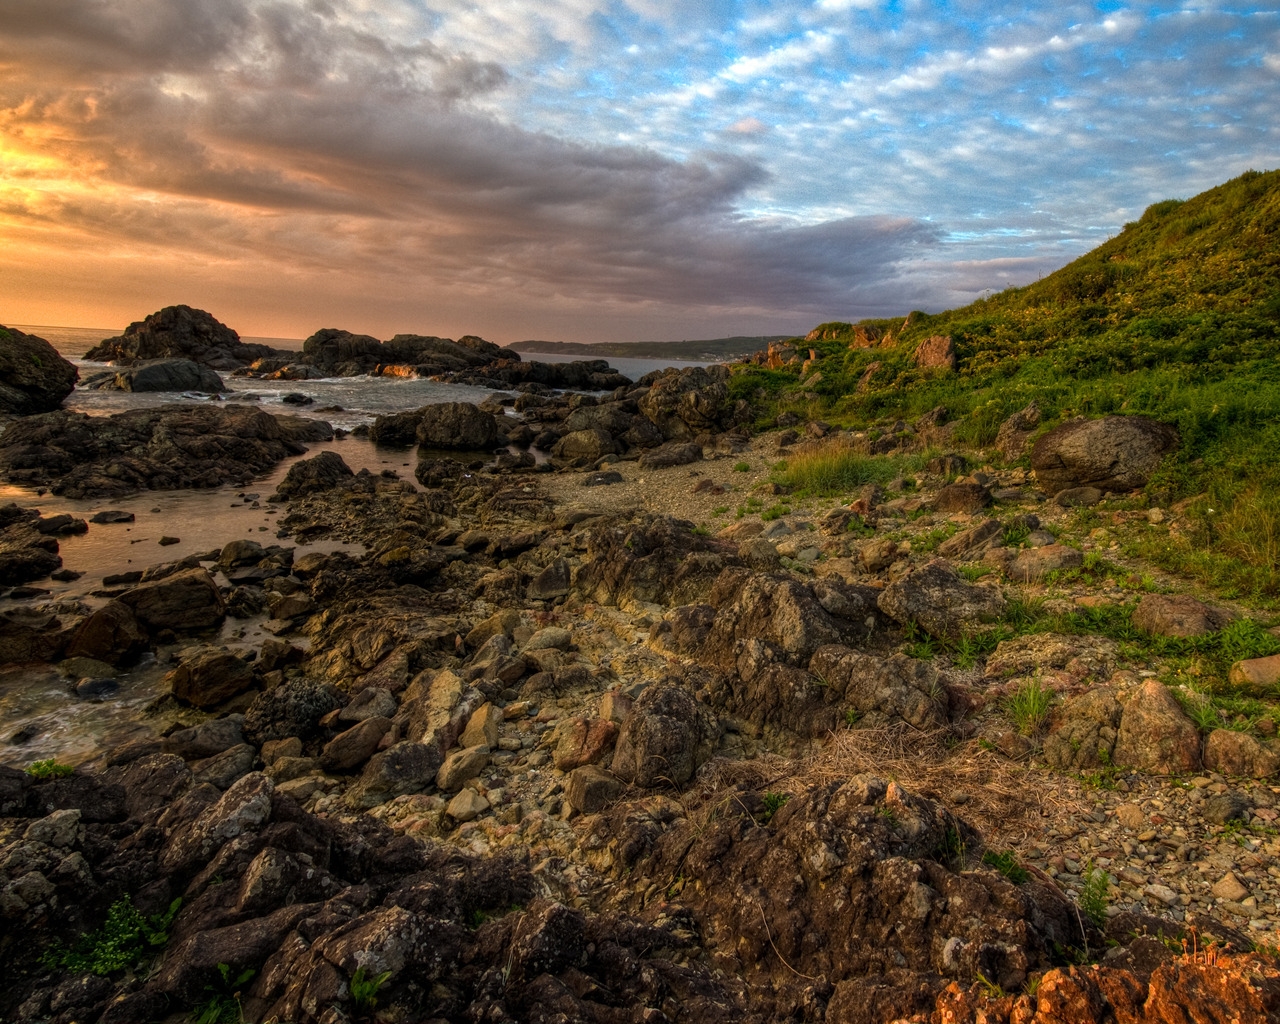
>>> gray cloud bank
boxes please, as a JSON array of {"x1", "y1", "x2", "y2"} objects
[{"x1": 1, "y1": 0, "x2": 954, "y2": 336}]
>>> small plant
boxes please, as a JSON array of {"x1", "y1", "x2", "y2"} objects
[
  {"x1": 350, "y1": 965, "x2": 392, "y2": 1012},
  {"x1": 714, "y1": 505, "x2": 730, "y2": 515},
  {"x1": 692, "y1": 523, "x2": 711, "y2": 536},
  {"x1": 760, "y1": 791, "x2": 790, "y2": 824},
  {"x1": 936, "y1": 826, "x2": 966, "y2": 869},
  {"x1": 1002, "y1": 520, "x2": 1032, "y2": 548},
  {"x1": 26, "y1": 758, "x2": 74, "y2": 779},
  {"x1": 975, "y1": 972, "x2": 1006, "y2": 998},
  {"x1": 876, "y1": 805, "x2": 899, "y2": 825},
  {"x1": 42, "y1": 897, "x2": 182, "y2": 976},
  {"x1": 191, "y1": 963, "x2": 255, "y2": 1024},
  {"x1": 1005, "y1": 679, "x2": 1056, "y2": 736},
  {"x1": 844, "y1": 707, "x2": 861, "y2": 727},
  {"x1": 760, "y1": 502, "x2": 792, "y2": 522},
  {"x1": 958, "y1": 564, "x2": 993, "y2": 582},
  {"x1": 733, "y1": 461, "x2": 750, "y2": 472},
  {"x1": 982, "y1": 849, "x2": 1030, "y2": 884},
  {"x1": 1079, "y1": 862, "x2": 1110, "y2": 928}
]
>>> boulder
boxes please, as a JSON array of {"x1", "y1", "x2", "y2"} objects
[
  {"x1": 528, "y1": 559, "x2": 571, "y2": 601},
  {"x1": 876, "y1": 560, "x2": 1005, "y2": 639},
  {"x1": 338, "y1": 686, "x2": 398, "y2": 723},
  {"x1": 913, "y1": 335, "x2": 956, "y2": 370},
  {"x1": 611, "y1": 684, "x2": 719, "y2": 788},
  {"x1": 162, "y1": 717, "x2": 246, "y2": 760},
  {"x1": 565, "y1": 765, "x2": 625, "y2": 814},
  {"x1": 1112, "y1": 681, "x2": 1201, "y2": 774},
  {"x1": 415, "y1": 402, "x2": 501, "y2": 450},
  {"x1": 320, "y1": 716, "x2": 393, "y2": 771},
  {"x1": 0, "y1": 325, "x2": 78, "y2": 415},
  {"x1": 1203, "y1": 729, "x2": 1280, "y2": 778},
  {"x1": 1031, "y1": 415, "x2": 1177, "y2": 494},
  {"x1": 63, "y1": 602, "x2": 145, "y2": 667},
  {"x1": 637, "y1": 442, "x2": 703, "y2": 470},
  {"x1": 636, "y1": 366, "x2": 733, "y2": 440},
  {"x1": 242, "y1": 679, "x2": 345, "y2": 744},
  {"x1": 368, "y1": 409, "x2": 425, "y2": 446},
  {"x1": 994, "y1": 402, "x2": 1040, "y2": 461},
  {"x1": 553, "y1": 717, "x2": 620, "y2": 771},
  {"x1": 85, "y1": 305, "x2": 271, "y2": 369},
  {"x1": 119, "y1": 568, "x2": 225, "y2": 633},
  {"x1": 931, "y1": 482, "x2": 992, "y2": 513},
  {"x1": 166, "y1": 647, "x2": 257, "y2": 709},
  {"x1": 0, "y1": 526, "x2": 62, "y2": 586},
  {"x1": 190, "y1": 743, "x2": 257, "y2": 789},
  {"x1": 1228, "y1": 654, "x2": 1280, "y2": 695},
  {"x1": 551, "y1": 428, "x2": 619, "y2": 465},
  {"x1": 447, "y1": 787, "x2": 490, "y2": 822},
  {"x1": 105, "y1": 358, "x2": 225, "y2": 393},
  {"x1": 1202, "y1": 790, "x2": 1252, "y2": 825},
  {"x1": 347, "y1": 742, "x2": 443, "y2": 809},
  {"x1": 459, "y1": 702, "x2": 503, "y2": 748},
  {"x1": 1042, "y1": 688, "x2": 1123, "y2": 770},
  {"x1": 937, "y1": 519, "x2": 1003, "y2": 560},
  {"x1": 809, "y1": 647, "x2": 950, "y2": 730},
  {"x1": 269, "y1": 451, "x2": 353, "y2": 501},
  {"x1": 1133, "y1": 593, "x2": 1232, "y2": 638},
  {"x1": 1003, "y1": 544, "x2": 1083, "y2": 582},
  {"x1": 436, "y1": 744, "x2": 490, "y2": 791}
]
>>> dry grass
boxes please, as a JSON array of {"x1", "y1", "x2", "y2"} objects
[{"x1": 698, "y1": 726, "x2": 1062, "y2": 848}]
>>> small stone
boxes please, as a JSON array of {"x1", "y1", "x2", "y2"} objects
[
  {"x1": 447, "y1": 788, "x2": 489, "y2": 822},
  {"x1": 158, "y1": 536, "x2": 180, "y2": 546},
  {"x1": 1212, "y1": 872, "x2": 1249, "y2": 902},
  {"x1": 436, "y1": 744, "x2": 490, "y2": 792},
  {"x1": 460, "y1": 702, "x2": 503, "y2": 749},
  {"x1": 261, "y1": 737, "x2": 303, "y2": 764},
  {"x1": 1229, "y1": 654, "x2": 1280, "y2": 695},
  {"x1": 1116, "y1": 803, "x2": 1145, "y2": 829},
  {"x1": 565, "y1": 764, "x2": 624, "y2": 814},
  {"x1": 1144, "y1": 884, "x2": 1181, "y2": 906}
]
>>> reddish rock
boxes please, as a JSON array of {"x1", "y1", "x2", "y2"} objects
[
  {"x1": 1113, "y1": 681, "x2": 1201, "y2": 775},
  {"x1": 913, "y1": 334, "x2": 956, "y2": 370},
  {"x1": 553, "y1": 717, "x2": 620, "y2": 772},
  {"x1": 1203, "y1": 728, "x2": 1280, "y2": 779},
  {"x1": 1132, "y1": 593, "x2": 1232, "y2": 638}
]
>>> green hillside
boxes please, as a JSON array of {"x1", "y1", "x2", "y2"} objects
[{"x1": 732, "y1": 168, "x2": 1280, "y2": 602}]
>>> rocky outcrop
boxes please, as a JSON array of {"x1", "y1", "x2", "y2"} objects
[
  {"x1": 995, "y1": 401, "x2": 1041, "y2": 460},
  {"x1": 299, "y1": 329, "x2": 509, "y2": 377},
  {"x1": 0, "y1": 325, "x2": 78, "y2": 415},
  {"x1": 415, "y1": 402, "x2": 502, "y2": 450},
  {"x1": 1113, "y1": 681, "x2": 1202, "y2": 774},
  {"x1": 98, "y1": 358, "x2": 226, "y2": 393},
  {"x1": 1031, "y1": 415, "x2": 1178, "y2": 495},
  {"x1": 1043, "y1": 687, "x2": 1123, "y2": 770},
  {"x1": 877, "y1": 560, "x2": 1006, "y2": 639},
  {"x1": 84, "y1": 306, "x2": 274, "y2": 369},
  {"x1": 0, "y1": 405, "x2": 332, "y2": 498},
  {"x1": 610, "y1": 684, "x2": 720, "y2": 787},
  {"x1": 269, "y1": 451, "x2": 354, "y2": 501},
  {"x1": 118, "y1": 568, "x2": 226, "y2": 634},
  {"x1": 914, "y1": 334, "x2": 956, "y2": 370},
  {"x1": 0, "y1": 511, "x2": 61, "y2": 586},
  {"x1": 636, "y1": 365, "x2": 742, "y2": 440}
]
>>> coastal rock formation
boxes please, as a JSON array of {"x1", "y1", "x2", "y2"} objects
[
  {"x1": 0, "y1": 405, "x2": 332, "y2": 498},
  {"x1": 98, "y1": 358, "x2": 226, "y2": 393},
  {"x1": 84, "y1": 306, "x2": 275, "y2": 369},
  {"x1": 0, "y1": 325, "x2": 78, "y2": 415},
  {"x1": 416, "y1": 401, "x2": 502, "y2": 450},
  {"x1": 1031, "y1": 415, "x2": 1178, "y2": 495}
]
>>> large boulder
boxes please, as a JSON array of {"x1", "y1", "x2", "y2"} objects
[
  {"x1": 119, "y1": 568, "x2": 225, "y2": 633},
  {"x1": 1042, "y1": 687, "x2": 1123, "y2": 770},
  {"x1": 242, "y1": 679, "x2": 346, "y2": 745},
  {"x1": 64, "y1": 601, "x2": 149, "y2": 665},
  {"x1": 0, "y1": 524, "x2": 61, "y2": 586},
  {"x1": 1031, "y1": 415, "x2": 1177, "y2": 495},
  {"x1": 104, "y1": 358, "x2": 225, "y2": 393},
  {"x1": 1112, "y1": 681, "x2": 1201, "y2": 774},
  {"x1": 994, "y1": 402, "x2": 1041, "y2": 461},
  {"x1": 166, "y1": 646, "x2": 257, "y2": 709},
  {"x1": 415, "y1": 402, "x2": 501, "y2": 450},
  {"x1": 0, "y1": 325, "x2": 78, "y2": 414},
  {"x1": 269, "y1": 451, "x2": 353, "y2": 501},
  {"x1": 551, "y1": 428, "x2": 619, "y2": 465},
  {"x1": 611, "y1": 683, "x2": 719, "y2": 788},
  {"x1": 636, "y1": 366, "x2": 735, "y2": 440},
  {"x1": 809, "y1": 646, "x2": 951, "y2": 729},
  {"x1": 876, "y1": 560, "x2": 1006, "y2": 639},
  {"x1": 1203, "y1": 729, "x2": 1280, "y2": 779},
  {"x1": 85, "y1": 306, "x2": 273, "y2": 369},
  {"x1": 1132, "y1": 593, "x2": 1233, "y2": 638}
]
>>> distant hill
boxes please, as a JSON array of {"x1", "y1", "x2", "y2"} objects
[{"x1": 512, "y1": 336, "x2": 791, "y2": 362}]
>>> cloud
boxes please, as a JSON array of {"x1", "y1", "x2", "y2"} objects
[{"x1": 727, "y1": 117, "x2": 771, "y2": 134}]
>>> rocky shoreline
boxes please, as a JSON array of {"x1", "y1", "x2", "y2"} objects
[{"x1": 3, "y1": 356, "x2": 1280, "y2": 1022}]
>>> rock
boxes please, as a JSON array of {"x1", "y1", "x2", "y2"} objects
[
  {"x1": 219, "y1": 539, "x2": 266, "y2": 568},
  {"x1": 611, "y1": 684, "x2": 719, "y2": 788},
  {"x1": 637, "y1": 442, "x2": 703, "y2": 469},
  {"x1": 89, "y1": 510, "x2": 135, "y2": 524},
  {"x1": 459, "y1": 703, "x2": 503, "y2": 748},
  {"x1": 525, "y1": 626, "x2": 572, "y2": 652},
  {"x1": 369, "y1": 409, "x2": 427, "y2": 446},
  {"x1": 1115, "y1": 803, "x2": 1145, "y2": 829},
  {"x1": 1042, "y1": 688, "x2": 1123, "y2": 770},
  {"x1": 738, "y1": 536, "x2": 782, "y2": 572},
  {"x1": 166, "y1": 647, "x2": 257, "y2": 709},
  {"x1": 1211, "y1": 872, "x2": 1250, "y2": 903},
  {"x1": 913, "y1": 335, "x2": 956, "y2": 370},
  {"x1": 1133, "y1": 593, "x2": 1233, "y2": 638},
  {"x1": 565, "y1": 764, "x2": 624, "y2": 814},
  {"x1": 1203, "y1": 729, "x2": 1280, "y2": 778},
  {"x1": 75, "y1": 676, "x2": 119, "y2": 698},
  {"x1": 320, "y1": 716, "x2": 393, "y2": 771},
  {"x1": 85, "y1": 305, "x2": 271, "y2": 369},
  {"x1": 280, "y1": 392, "x2": 312, "y2": 405},
  {"x1": 1228, "y1": 654, "x2": 1280, "y2": 695},
  {"x1": 1112, "y1": 681, "x2": 1201, "y2": 774},
  {"x1": 33, "y1": 513, "x2": 88, "y2": 536},
  {"x1": 415, "y1": 402, "x2": 501, "y2": 449},
  {"x1": 436, "y1": 744, "x2": 490, "y2": 791},
  {"x1": 0, "y1": 325, "x2": 78, "y2": 414},
  {"x1": 162, "y1": 716, "x2": 246, "y2": 760},
  {"x1": 932, "y1": 482, "x2": 991, "y2": 513},
  {"x1": 0, "y1": 606, "x2": 76, "y2": 664},
  {"x1": 267, "y1": 592, "x2": 315, "y2": 621},
  {"x1": 64, "y1": 600, "x2": 148, "y2": 665},
  {"x1": 190, "y1": 743, "x2": 257, "y2": 788},
  {"x1": 528, "y1": 559, "x2": 571, "y2": 601},
  {"x1": 465, "y1": 609, "x2": 523, "y2": 650},
  {"x1": 1202, "y1": 790, "x2": 1252, "y2": 825},
  {"x1": 553, "y1": 717, "x2": 620, "y2": 771},
  {"x1": 636, "y1": 366, "x2": 732, "y2": 440},
  {"x1": 937, "y1": 519, "x2": 1003, "y2": 560},
  {"x1": 159, "y1": 771, "x2": 275, "y2": 873},
  {"x1": 347, "y1": 742, "x2": 443, "y2": 809},
  {"x1": 242, "y1": 679, "x2": 345, "y2": 744},
  {"x1": 809, "y1": 647, "x2": 951, "y2": 730},
  {"x1": 984, "y1": 632, "x2": 1117, "y2": 682},
  {"x1": 447, "y1": 787, "x2": 490, "y2": 822},
  {"x1": 994, "y1": 402, "x2": 1040, "y2": 460},
  {"x1": 582, "y1": 470, "x2": 624, "y2": 487},
  {"x1": 105, "y1": 358, "x2": 226, "y2": 393},
  {"x1": 0, "y1": 524, "x2": 61, "y2": 586},
  {"x1": 118, "y1": 568, "x2": 226, "y2": 633},
  {"x1": 552, "y1": 428, "x2": 619, "y2": 465},
  {"x1": 338, "y1": 686, "x2": 398, "y2": 723},
  {"x1": 1005, "y1": 544, "x2": 1083, "y2": 582},
  {"x1": 1031, "y1": 415, "x2": 1178, "y2": 494},
  {"x1": 1054, "y1": 486, "x2": 1104, "y2": 507},
  {"x1": 260, "y1": 737, "x2": 302, "y2": 764},
  {"x1": 401, "y1": 668, "x2": 483, "y2": 761},
  {"x1": 876, "y1": 560, "x2": 1005, "y2": 639},
  {"x1": 269, "y1": 451, "x2": 354, "y2": 501}
]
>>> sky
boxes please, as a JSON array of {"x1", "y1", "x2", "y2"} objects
[{"x1": 0, "y1": 1, "x2": 1276, "y2": 344}]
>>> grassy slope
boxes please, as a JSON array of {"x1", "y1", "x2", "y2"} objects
[{"x1": 730, "y1": 169, "x2": 1280, "y2": 602}]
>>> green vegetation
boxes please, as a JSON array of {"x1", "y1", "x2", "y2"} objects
[
  {"x1": 1005, "y1": 679, "x2": 1056, "y2": 736},
  {"x1": 42, "y1": 897, "x2": 181, "y2": 976},
  {"x1": 772, "y1": 446, "x2": 930, "y2": 497},
  {"x1": 1079, "y1": 863, "x2": 1111, "y2": 928},
  {"x1": 982, "y1": 849, "x2": 1030, "y2": 884},
  {"x1": 728, "y1": 169, "x2": 1280, "y2": 603},
  {"x1": 760, "y1": 791, "x2": 790, "y2": 824},
  {"x1": 192, "y1": 963, "x2": 254, "y2": 1024},
  {"x1": 350, "y1": 966, "x2": 393, "y2": 1012},
  {"x1": 25, "y1": 758, "x2": 75, "y2": 779},
  {"x1": 733, "y1": 460, "x2": 751, "y2": 472}
]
